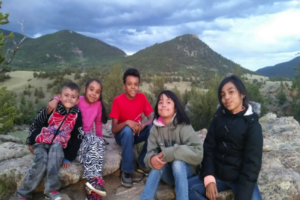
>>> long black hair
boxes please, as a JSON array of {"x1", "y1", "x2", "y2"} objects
[
  {"x1": 217, "y1": 75, "x2": 249, "y2": 109},
  {"x1": 85, "y1": 78, "x2": 108, "y2": 124},
  {"x1": 154, "y1": 90, "x2": 190, "y2": 125}
]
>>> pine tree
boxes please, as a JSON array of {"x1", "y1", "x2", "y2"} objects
[
  {"x1": 149, "y1": 75, "x2": 166, "y2": 100},
  {"x1": 102, "y1": 64, "x2": 124, "y2": 113},
  {"x1": 0, "y1": 87, "x2": 17, "y2": 134}
]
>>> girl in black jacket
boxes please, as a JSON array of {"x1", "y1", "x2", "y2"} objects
[{"x1": 188, "y1": 75, "x2": 263, "y2": 200}]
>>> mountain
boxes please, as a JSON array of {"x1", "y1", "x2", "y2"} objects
[
  {"x1": 256, "y1": 56, "x2": 300, "y2": 78},
  {"x1": 122, "y1": 34, "x2": 252, "y2": 76},
  {"x1": 0, "y1": 29, "x2": 126, "y2": 70}
]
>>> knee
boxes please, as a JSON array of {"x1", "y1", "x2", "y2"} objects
[
  {"x1": 172, "y1": 160, "x2": 186, "y2": 172},
  {"x1": 122, "y1": 126, "x2": 134, "y2": 137}
]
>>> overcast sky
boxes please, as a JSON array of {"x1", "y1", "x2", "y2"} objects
[{"x1": 2, "y1": 0, "x2": 300, "y2": 71}]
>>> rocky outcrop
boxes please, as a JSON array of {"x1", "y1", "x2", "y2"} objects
[
  {"x1": 258, "y1": 113, "x2": 300, "y2": 200},
  {"x1": 2, "y1": 114, "x2": 300, "y2": 200}
]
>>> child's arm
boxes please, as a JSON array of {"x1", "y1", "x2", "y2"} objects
[
  {"x1": 144, "y1": 127, "x2": 166, "y2": 169},
  {"x1": 27, "y1": 108, "x2": 49, "y2": 148},
  {"x1": 111, "y1": 118, "x2": 141, "y2": 135},
  {"x1": 95, "y1": 102, "x2": 102, "y2": 137},
  {"x1": 63, "y1": 112, "x2": 84, "y2": 163},
  {"x1": 161, "y1": 125, "x2": 203, "y2": 166},
  {"x1": 46, "y1": 96, "x2": 59, "y2": 114},
  {"x1": 140, "y1": 112, "x2": 154, "y2": 130},
  {"x1": 235, "y1": 122, "x2": 263, "y2": 200}
]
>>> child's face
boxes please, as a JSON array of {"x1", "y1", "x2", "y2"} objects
[
  {"x1": 58, "y1": 87, "x2": 79, "y2": 111},
  {"x1": 221, "y1": 82, "x2": 245, "y2": 113},
  {"x1": 84, "y1": 81, "x2": 101, "y2": 104},
  {"x1": 123, "y1": 75, "x2": 139, "y2": 100},
  {"x1": 158, "y1": 94, "x2": 175, "y2": 119}
]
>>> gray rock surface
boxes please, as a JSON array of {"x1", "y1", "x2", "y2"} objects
[{"x1": 3, "y1": 113, "x2": 300, "y2": 200}]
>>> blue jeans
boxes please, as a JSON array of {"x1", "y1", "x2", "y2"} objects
[
  {"x1": 115, "y1": 125, "x2": 152, "y2": 173},
  {"x1": 188, "y1": 176, "x2": 262, "y2": 200},
  {"x1": 140, "y1": 160, "x2": 193, "y2": 200}
]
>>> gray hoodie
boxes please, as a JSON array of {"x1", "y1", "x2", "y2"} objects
[{"x1": 144, "y1": 116, "x2": 203, "y2": 174}]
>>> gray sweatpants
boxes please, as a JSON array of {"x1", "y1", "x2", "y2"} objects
[{"x1": 17, "y1": 143, "x2": 64, "y2": 198}]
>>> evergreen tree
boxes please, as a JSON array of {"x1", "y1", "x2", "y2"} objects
[
  {"x1": 102, "y1": 64, "x2": 123, "y2": 113},
  {"x1": 149, "y1": 75, "x2": 166, "y2": 100},
  {"x1": 0, "y1": 87, "x2": 17, "y2": 134}
]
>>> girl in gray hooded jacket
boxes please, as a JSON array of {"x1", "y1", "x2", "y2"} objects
[{"x1": 141, "y1": 90, "x2": 203, "y2": 200}]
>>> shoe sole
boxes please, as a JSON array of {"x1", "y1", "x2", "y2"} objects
[
  {"x1": 137, "y1": 169, "x2": 149, "y2": 176},
  {"x1": 121, "y1": 179, "x2": 133, "y2": 188},
  {"x1": 85, "y1": 182, "x2": 107, "y2": 197}
]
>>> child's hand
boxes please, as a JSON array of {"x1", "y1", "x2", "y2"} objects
[
  {"x1": 150, "y1": 152, "x2": 166, "y2": 169},
  {"x1": 206, "y1": 182, "x2": 218, "y2": 200},
  {"x1": 28, "y1": 145, "x2": 34, "y2": 154},
  {"x1": 62, "y1": 161, "x2": 72, "y2": 169},
  {"x1": 47, "y1": 99, "x2": 58, "y2": 114},
  {"x1": 127, "y1": 120, "x2": 141, "y2": 135}
]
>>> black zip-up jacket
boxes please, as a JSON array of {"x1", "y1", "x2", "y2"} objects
[
  {"x1": 200, "y1": 105, "x2": 263, "y2": 200},
  {"x1": 26, "y1": 103, "x2": 84, "y2": 161}
]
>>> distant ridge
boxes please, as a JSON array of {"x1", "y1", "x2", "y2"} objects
[
  {"x1": 256, "y1": 56, "x2": 300, "y2": 78},
  {"x1": 0, "y1": 29, "x2": 126, "y2": 69}
]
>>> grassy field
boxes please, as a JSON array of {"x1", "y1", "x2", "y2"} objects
[{"x1": 1, "y1": 71, "x2": 196, "y2": 95}]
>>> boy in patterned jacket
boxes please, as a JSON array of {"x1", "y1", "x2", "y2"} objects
[{"x1": 15, "y1": 82, "x2": 83, "y2": 200}]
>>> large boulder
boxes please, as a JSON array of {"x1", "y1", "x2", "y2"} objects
[{"x1": 0, "y1": 137, "x2": 121, "y2": 199}]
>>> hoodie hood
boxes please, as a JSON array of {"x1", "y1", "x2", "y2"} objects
[{"x1": 153, "y1": 113, "x2": 177, "y2": 127}]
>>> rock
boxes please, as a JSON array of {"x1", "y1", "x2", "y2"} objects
[
  {"x1": 1, "y1": 137, "x2": 122, "y2": 199},
  {"x1": 103, "y1": 137, "x2": 122, "y2": 176},
  {"x1": 0, "y1": 142, "x2": 30, "y2": 162},
  {"x1": 258, "y1": 113, "x2": 300, "y2": 199},
  {"x1": 3, "y1": 113, "x2": 300, "y2": 200},
  {"x1": 102, "y1": 120, "x2": 114, "y2": 138},
  {"x1": 0, "y1": 135, "x2": 24, "y2": 144}
]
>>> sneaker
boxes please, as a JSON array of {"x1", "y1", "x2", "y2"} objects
[
  {"x1": 86, "y1": 190, "x2": 101, "y2": 200},
  {"x1": 15, "y1": 192, "x2": 30, "y2": 200},
  {"x1": 47, "y1": 190, "x2": 62, "y2": 200},
  {"x1": 85, "y1": 176, "x2": 106, "y2": 197},
  {"x1": 137, "y1": 166, "x2": 150, "y2": 176},
  {"x1": 121, "y1": 171, "x2": 133, "y2": 187}
]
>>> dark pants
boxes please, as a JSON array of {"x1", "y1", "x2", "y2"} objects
[
  {"x1": 17, "y1": 143, "x2": 64, "y2": 197},
  {"x1": 115, "y1": 125, "x2": 152, "y2": 173},
  {"x1": 188, "y1": 176, "x2": 262, "y2": 200}
]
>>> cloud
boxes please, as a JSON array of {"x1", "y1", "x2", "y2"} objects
[{"x1": 1, "y1": 0, "x2": 299, "y2": 71}]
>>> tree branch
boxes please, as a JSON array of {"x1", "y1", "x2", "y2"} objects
[{"x1": 0, "y1": 20, "x2": 27, "y2": 73}]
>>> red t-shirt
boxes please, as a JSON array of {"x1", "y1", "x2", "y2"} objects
[{"x1": 109, "y1": 93, "x2": 153, "y2": 125}]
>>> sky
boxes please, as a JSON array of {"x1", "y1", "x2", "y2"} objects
[{"x1": 2, "y1": 0, "x2": 300, "y2": 71}]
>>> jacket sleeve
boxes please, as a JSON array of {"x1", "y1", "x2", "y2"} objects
[
  {"x1": 26, "y1": 108, "x2": 49, "y2": 146},
  {"x1": 162, "y1": 125, "x2": 203, "y2": 166},
  {"x1": 200, "y1": 117, "x2": 217, "y2": 180},
  {"x1": 64, "y1": 112, "x2": 84, "y2": 161},
  {"x1": 236, "y1": 121, "x2": 263, "y2": 200},
  {"x1": 144, "y1": 127, "x2": 160, "y2": 169}
]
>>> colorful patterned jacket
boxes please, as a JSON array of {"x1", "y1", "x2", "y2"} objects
[{"x1": 26, "y1": 102, "x2": 83, "y2": 161}]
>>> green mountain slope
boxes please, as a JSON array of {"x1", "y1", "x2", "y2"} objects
[
  {"x1": 0, "y1": 29, "x2": 126, "y2": 70},
  {"x1": 256, "y1": 56, "x2": 300, "y2": 78},
  {"x1": 122, "y1": 34, "x2": 252, "y2": 76}
]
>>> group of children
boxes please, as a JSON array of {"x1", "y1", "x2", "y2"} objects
[{"x1": 15, "y1": 68, "x2": 263, "y2": 200}]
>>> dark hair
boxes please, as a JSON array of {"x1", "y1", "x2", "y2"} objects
[
  {"x1": 154, "y1": 90, "x2": 190, "y2": 125},
  {"x1": 85, "y1": 78, "x2": 108, "y2": 124},
  {"x1": 123, "y1": 68, "x2": 140, "y2": 84},
  {"x1": 60, "y1": 81, "x2": 80, "y2": 94},
  {"x1": 217, "y1": 75, "x2": 249, "y2": 109}
]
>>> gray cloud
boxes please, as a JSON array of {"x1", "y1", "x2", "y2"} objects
[{"x1": 1, "y1": 0, "x2": 299, "y2": 70}]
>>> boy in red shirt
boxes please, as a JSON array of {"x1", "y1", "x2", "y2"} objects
[{"x1": 110, "y1": 68, "x2": 153, "y2": 187}]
